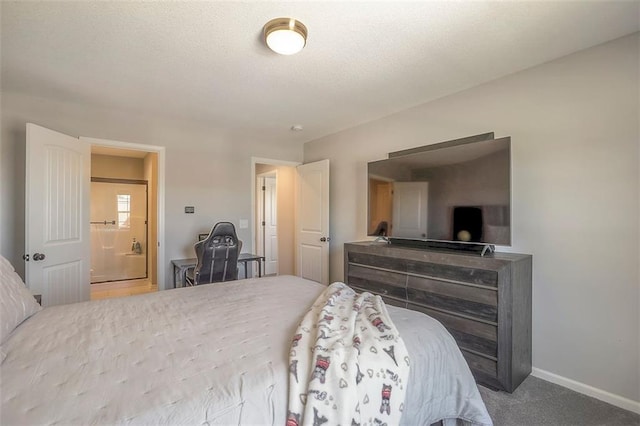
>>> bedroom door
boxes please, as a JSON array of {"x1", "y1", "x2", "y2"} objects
[
  {"x1": 391, "y1": 181, "x2": 428, "y2": 238},
  {"x1": 25, "y1": 123, "x2": 91, "y2": 306},
  {"x1": 256, "y1": 173, "x2": 279, "y2": 276},
  {"x1": 296, "y1": 159, "x2": 330, "y2": 285},
  {"x1": 263, "y1": 176, "x2": 278, "y2": 275}
]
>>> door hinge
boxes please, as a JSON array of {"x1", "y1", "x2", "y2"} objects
[
  {"x1": 262, "y1": 186, "x2": 266, "y2": 191},
  {"x1": 262, "y1": 221, "x2": 266, "y2": 226}
]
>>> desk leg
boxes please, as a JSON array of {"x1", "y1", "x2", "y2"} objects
[
  {"x1": 244, "y1": 262, "x2": 248, "y2": 280},
  {"x1": 258, "y1": 259, "x2": 262, "y2": 278},
  {"x1": 173, "y1": 265, "x2": 178, "y2": 288}
]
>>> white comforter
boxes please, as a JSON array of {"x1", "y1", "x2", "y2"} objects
[{"x1": 0, "y1": 275, "x2": 491, "y2": 425}]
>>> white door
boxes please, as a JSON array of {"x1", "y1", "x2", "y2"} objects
[
  {"x1": 255, "y1": 176, "x2": 264, "y2": 277},
  {"x1": 26, "y1": 123, "x2": 91, "y2": 306},
  {"x1": 264, "y1": 176, "x2": 278, "y2": 275},
  {"x1": 391, "y1": 181, "x2": 429, "y2": 238},
  {"x1": 296, "y1": 159, "x2": 330, "y2": 284}
]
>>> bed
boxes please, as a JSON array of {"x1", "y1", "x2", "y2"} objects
[{"x1": 1, "y1": 259, "x2": 491, "y2": 425}]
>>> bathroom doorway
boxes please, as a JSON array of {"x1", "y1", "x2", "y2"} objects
[
  {"x1": 90, "y1": 179, "x2": 148, "y2": 283},
  {"x1": 89, "y1": 147, "x2": 159, "y2": 299}
]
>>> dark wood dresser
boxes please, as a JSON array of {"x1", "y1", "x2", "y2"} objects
[{"x1": 344, "y1": 241, "x2": 532, "y2": 392}]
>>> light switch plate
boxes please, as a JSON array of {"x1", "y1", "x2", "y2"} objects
[
  {"x1": 185, "y1": 206, "x2": 195, "y2": 214},
  {"x1": 239, "y1": 219, "x2": 248, "y2": 229}
]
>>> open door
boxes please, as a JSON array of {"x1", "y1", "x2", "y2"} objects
[
  {"x1": 263, "y1": 175, "x2": 278, "y2": 275},
  {"x1": 25, "y1": 124, "x2": 91, "y2": 306},
  {"x1": 256, "y1": 173, "x2": 279, "y2": 276},
  {"x1": 296, "y1": 159, "x2": 330, "y2": 284}
]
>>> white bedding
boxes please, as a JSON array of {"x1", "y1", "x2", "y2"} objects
[{"x1": 1, "y1": 275, "x2": 491, "y2": 425}]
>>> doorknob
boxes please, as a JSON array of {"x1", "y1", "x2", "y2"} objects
[
  {"x1": 320, "y1": 237, "x2": 331, "y2": 242},
  {"x1": 33, "y1": 253, "x2": 46, "y2": 261}
]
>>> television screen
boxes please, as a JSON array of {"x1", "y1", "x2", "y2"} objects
[{"x1": 367, "y1": 136, "x2": 511, "y2": 246}]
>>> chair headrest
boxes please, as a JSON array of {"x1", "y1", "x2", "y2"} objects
[
  {"x1": 210, "y1": 222, "x2": 237, "y2": 238},
  {"x1": 201, "y1": 222, "x2": 239, "y2": 247}
]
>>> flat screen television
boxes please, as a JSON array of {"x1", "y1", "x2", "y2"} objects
[{"x1": 367, "y1": 136, "x2": 511, "y2": 247}]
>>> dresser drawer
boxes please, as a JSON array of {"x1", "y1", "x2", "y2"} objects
[
  {"x1": 348, "y1": 252, "x2": 407, "y2": 271},
  {"x1": 461, "y1": 349, "x2": 498, "y2": 377},
  {"x1": 407, "y1": 303, "x2": 497, "y2": 358},
  {"x1": 347, "y1": 264, "x2": 407, "y2": 301},
  {"x1": 351, "y1": 286, "x2": 406, "y2": 308},
  {"x1": 414, "y1": 305, "x2": 497, "y2": 341},
  {"x1": 407, "y1": 275, "x2": 497, "y2": 306},
  {"x1": 407, "y1": 276, "x2": 498, "y2": 323},
  {"x1": 406, "y1": 259, "x2": 498, "y2": 287}
]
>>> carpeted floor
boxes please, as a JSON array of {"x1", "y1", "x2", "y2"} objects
[{"x1": 478, "y1": 376, "x2": 639, "y2": 425}]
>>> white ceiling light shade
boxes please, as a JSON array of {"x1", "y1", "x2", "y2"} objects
[{"x1": 263, "y1": 18, "x2": 308, "y2": 55}]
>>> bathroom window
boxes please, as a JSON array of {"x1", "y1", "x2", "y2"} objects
[{"x1": 117, "y1": 194, "x2": 131, "y2": 229}]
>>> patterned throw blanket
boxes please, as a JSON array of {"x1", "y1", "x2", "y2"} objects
[{"x1": 287, "y1": 282, "x2": 410, "y2": 426}]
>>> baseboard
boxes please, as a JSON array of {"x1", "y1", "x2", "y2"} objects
[{"x1": 531, "y1": 367, "x2": 640, "y2": 414}]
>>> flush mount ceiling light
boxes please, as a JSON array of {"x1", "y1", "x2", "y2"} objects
[{"x1": 263, "y1": 17, "x2": 307, "y2": 55}]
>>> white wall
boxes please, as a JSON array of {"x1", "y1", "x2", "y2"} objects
[
  {"x1": 304, "y1": 34, "x2": 639, "y2": 404},
  {"x1": 92, "y1": 154, "x2": 144, "y2": 180},
  {"x1": 0, "y1": 93, "x2": 303, "y2": 287}
]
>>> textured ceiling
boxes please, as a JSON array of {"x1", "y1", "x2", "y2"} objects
[{"x1": 2, "y1": 1, "x2": 638, "y2": 144}]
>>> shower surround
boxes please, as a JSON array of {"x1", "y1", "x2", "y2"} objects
[{"x1": 90, "y1": 180, "x2": 147, "y2": 283}]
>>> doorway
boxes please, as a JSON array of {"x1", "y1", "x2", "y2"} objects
[
  {"x1": 25, "y1": 124, "x2": 165, "y2": 306},
  {"x1": 251, "y1": 158, "x2": 299, "y2": 278},
  {"x1": 257, "y1": 172, "x2": 278, "y2": 276},
  {"x1": 88, "y1": 146, "x2": 159, "y2": 300},
  {"x1": 90, "y1": 179, "x2": 148, "y2": 283}
]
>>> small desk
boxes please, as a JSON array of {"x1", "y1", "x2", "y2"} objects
[
  {"x1": 170, "y1": 254, "x2": 266, "y2": 288},
  {"x1": 238, "y1": 253, "x2": 266, "y2": 280},
  {"x1": 171, "y1": 258, "x2": 196, "y2": 288}
]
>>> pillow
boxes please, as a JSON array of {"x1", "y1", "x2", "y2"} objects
[{"x1": 0, "y1": 255, "x2": 42, "y2": 345}]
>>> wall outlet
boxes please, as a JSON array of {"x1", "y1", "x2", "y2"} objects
[{"x1": 239, "y1": 219, "x2": 249, "y2": 229}]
